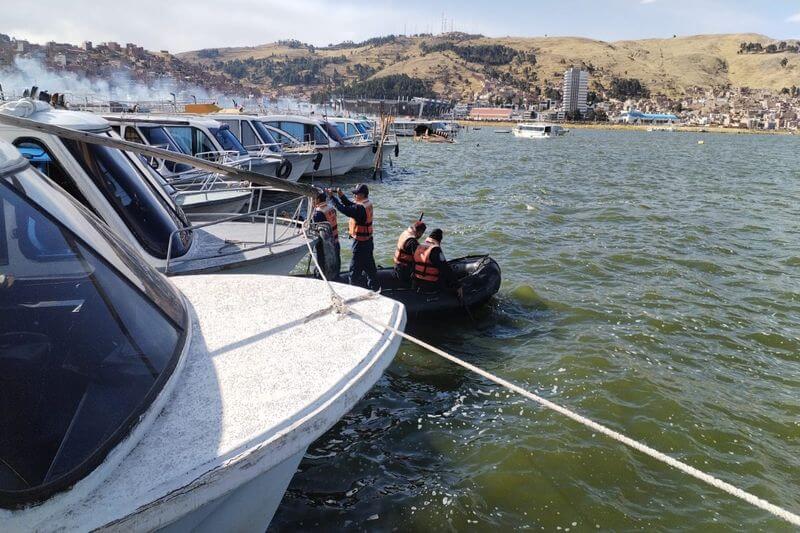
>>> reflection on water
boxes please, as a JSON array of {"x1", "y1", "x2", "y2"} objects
[{"x1": 271, "y1": 129, "x2": 800, "y2": 530}]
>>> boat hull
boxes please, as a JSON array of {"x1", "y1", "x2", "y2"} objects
[
  {"x1": 304, "y1": 146, "x2": 365, "y2": 178},
  {"x1": 281, "y1": 152, "x2": 316, "y2": 182}
]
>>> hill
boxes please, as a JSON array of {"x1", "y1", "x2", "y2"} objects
[{"x1": 178, "y1": 33, "x2": 800, "y2": 101}]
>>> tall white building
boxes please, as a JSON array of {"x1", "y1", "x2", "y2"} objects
[{"x1": 562, "y1": 68, "x2": 589, "y2": 117}]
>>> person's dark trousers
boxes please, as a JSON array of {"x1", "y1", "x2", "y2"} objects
[
  {"x1": 349, "y1": 239, "x2": 379, "y2": 290},
  {"x1": 394, "y1": 265, "x2": 413, "y2": 285}
]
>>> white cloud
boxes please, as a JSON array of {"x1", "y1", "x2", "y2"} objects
[
  {"x1": 786, "y1": 12, "x2": 800, "y2": 23},
  {"x1": 641, "y1": 0, "x2": 657, "y2": 4}
]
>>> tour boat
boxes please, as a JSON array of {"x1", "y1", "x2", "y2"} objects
[
  {"x1": 0, "y1": 99, "x2": 313, "y2": 276},
  {"x1": 512, "y1": 123, "x2": 567, "y2": 138},
  {"x1": 212, "y1": 114, "x2": 320, "y2": 182},
  {"x1": 0, "y1": 138, "x2": 406, "y2": 531},
  {"x1": 261, "y1": 115, "x2": 370, "y2": 178}
]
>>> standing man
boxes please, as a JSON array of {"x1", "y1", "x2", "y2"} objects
[
  {"x1": 412, "y1": 228, "x2": 456, "y2": 292},
  {"x1": 311, "y1": 190, "x2": 340, "y2": 276},
  {"x1": 393, "y1": 220, "x2": 426, "y2": 284},
  {"x1": 328, "y1": 183, "x2": 379, "y2": 290}
]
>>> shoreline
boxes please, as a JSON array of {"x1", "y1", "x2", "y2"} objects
[{"x1": 455, "y1": 120, "x2": 793, "y2": 136}]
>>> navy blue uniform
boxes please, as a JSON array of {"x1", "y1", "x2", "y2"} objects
[{"x1": 331, "y1": 195, "x2": 379, "y2": 290}]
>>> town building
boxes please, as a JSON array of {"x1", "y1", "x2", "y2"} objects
[
  {"x1": 561, "y1": 68, "x2": 588, "y2": 117},
  {"x1": 614, "y1": 109, "x2": 679, "y2": 125}
]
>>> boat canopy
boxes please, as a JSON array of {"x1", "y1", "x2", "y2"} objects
[{"x1": 0, "y1": 140, "x2": 187, "y2": 508}]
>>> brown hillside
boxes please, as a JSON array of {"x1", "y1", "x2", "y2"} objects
[{"x1": 178, "y1": 33, "x2": 800, "y2": 99}]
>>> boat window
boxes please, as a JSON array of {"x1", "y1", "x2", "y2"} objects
[
  {"x1": 193, "y1": 128, "x2": 218, "y2": 155},
  {"x1": 353, "y1": 122, "x2": 368, "y2": 135},
  {"x1": 13, "y1": 138, "x2": 92, "y2": 209},
  {"x1": 240, "y1": 121, "x2": 260, "y2": 148},
  {"x1": 123, "y1": 127, "x2": 145, "y2": 144},
  {"x1": 216, "y1": 119, "x2": 240, "y2": 139},
  {"x1": 61, "y1": 135, "x2": 192, "y2": 259},
  {"x1": 209, "y1": 126, "x2": 247, "y2": 155},
  {"x1": 0, "y1": 175, "x2": 185, "y2": 508},
  {"x1": 251, "y1": 121, "x2": 282, "y2": 152},
  {"x1": 268, "y1": 121, "x2": 306, "y2": 143},
  {"x1": 163, "y1": 126, "x2": 192, "y2": 154},
  {"x1": 138, "y1": 126, "x2": 192, "y2": 174},
  {"x1": 321, "y1": 123, "x2": 344, "y2": 144}
]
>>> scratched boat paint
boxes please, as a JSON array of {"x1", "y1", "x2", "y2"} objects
[{"x1": 271, "y1": 129, "x2": 800, "y2": 531}]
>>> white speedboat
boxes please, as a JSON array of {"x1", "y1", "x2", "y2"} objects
[
  {"x1": 512, "y1": 123, "x2": 567, "y2": 138},
  {"x1": 0, "y1": 99, "x2": 313, "y2": 276},
  {"x1": 105, "y1": 114, "x2": 286, "y2": 181},
  {"x1": 328, "y1": 117, "x2": 398, "y2": 170},
  {"x1": 212, "y1": 114, "x2": 319, "y2": 182},
  {"x1": 261, "y1": 115, "x2": 369, "y2": 178},
  {"x1": 0, "y1": 138, "x2": 406, "y2": 531}
]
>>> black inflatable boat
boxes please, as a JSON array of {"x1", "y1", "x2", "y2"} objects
[{"x1": 329, "y1": 255, "x2": 501, "y2": 319}]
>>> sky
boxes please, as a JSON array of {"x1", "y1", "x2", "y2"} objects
[{"x1": 3, "y1": 0, "x2": 800, "y2": 53}]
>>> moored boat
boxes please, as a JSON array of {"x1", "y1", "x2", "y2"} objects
[
  {"x1": 0, "y1": 138, "x2": 406, "y2": 531},
  {"x1": 512, "y1": 123, "x2": 566, "y2": 138},
  {"x1": 0, "y1": 99, "x2": 313, "y2": 276}
]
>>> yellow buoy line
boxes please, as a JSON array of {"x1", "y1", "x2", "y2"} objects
[{"x1": 302, "y1": 227, "x2": 800, "y2": 527}]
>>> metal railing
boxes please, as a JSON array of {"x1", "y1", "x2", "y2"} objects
[{"x1": 164, "y1": 194, "x2": 310, "y2": 273}]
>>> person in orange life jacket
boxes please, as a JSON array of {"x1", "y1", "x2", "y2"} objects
[
  {"x1": 412, "y1": 228, "x2": 456, "y2": 292},
  {"x1": 311, "y1": 190, "x2": 341, "y2": 275},
  {"x1": 393, "y1": 220, "x2": 426, "y2": 283},
  {"x1": 328, "y1": 183, "x2": 379, "y2": 290}
]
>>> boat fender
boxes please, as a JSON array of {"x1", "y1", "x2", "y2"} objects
[
  {"x1": 312, "y1": 152, "x2": 323, "y2": 171},
  {"x1": 372, "y1": 142, "x2": 378, "y2": 154},
  {"x1": 394, "y1": 143, "x2": 399, "y2": 157},
  {"x1": 277, "y1": 159, "x2": 292, "y2": 179}
]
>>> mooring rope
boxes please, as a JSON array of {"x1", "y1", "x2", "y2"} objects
[{"x1": 301, "y1": 229, "x2": 800, "y2": 527}]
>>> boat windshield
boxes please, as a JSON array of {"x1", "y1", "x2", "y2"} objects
[
  {"x1": 61, "y1": 134, "x2": 192, "y2": 259},
  {"x1": 138, "y1": 126, "x2": 193, "y2": 173},
  {"x1": 353, "y1": 122, "x2": 369, "y2": 135},
  {"x1": 209, "y1": 126, "x2": 247, "y2": 156},
  {"x1": 0, "y1": 166, "x2": 186, "y2": 508},
  {"x1": 322, "y1": 122, "x2": 346, "y2": 144},
  {"x1": 331, "y1": 122, "x2": 348, "y2": 138},
  {"x1": 251, "y1": 121, "x2": 282, "y2": 153}
]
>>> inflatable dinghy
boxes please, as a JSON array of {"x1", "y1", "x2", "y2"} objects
[{"x1": 322, "y1": 256, "x2": 501, "y2": 319}]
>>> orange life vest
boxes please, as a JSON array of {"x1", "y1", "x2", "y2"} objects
[
  {"x1": 348, "y1": 198, "x2": 373, "y2": 241},
  {"x1": 413, "y1": 237, "x2": 441, "y2": 283},
  {"x1": 315, "y1": 203, "x2": 338, "y2": 241},
  {"x1": 393, "y1": 227, "x2": 418, "y2": 267}
]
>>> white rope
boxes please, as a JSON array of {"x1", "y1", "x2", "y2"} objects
[{"x1": 301, "y1": 231, "x2": 800, "y2": 526}]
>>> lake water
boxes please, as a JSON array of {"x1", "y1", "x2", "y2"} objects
[{"x1": 270, "y1": 128, "x2": 800, "y2": 531}]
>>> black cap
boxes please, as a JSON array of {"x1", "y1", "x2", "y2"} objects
[
  {"x1": 352, "y1": 183, "x2": 369, "y2": 196},
  {"x1": 429, "y1": 228, "x2": 443, "y2": 242}
]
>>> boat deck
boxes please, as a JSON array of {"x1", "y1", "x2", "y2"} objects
[
  {"x1": 166, "y1": 221, "x2": 310, "y2": 275},
  {"x1": 9, "y1": 276, "x2": 405, "y2": 530}
]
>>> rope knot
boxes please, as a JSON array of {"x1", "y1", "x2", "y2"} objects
[{"x1": 330, "y1": 292, "x2": 347, "y2": 314}]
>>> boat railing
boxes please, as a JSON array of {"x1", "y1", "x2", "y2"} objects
[
  {"x1": 164, "y1": 194, "x2": 309, "y2": 273},
  {"x1": 194, "y1": 150, "x2": 246, "y2": 166}
]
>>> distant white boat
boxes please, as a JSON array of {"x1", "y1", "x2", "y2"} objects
[{"x1": 512, "y1": 123, "x2": 566, "y2": 138}]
